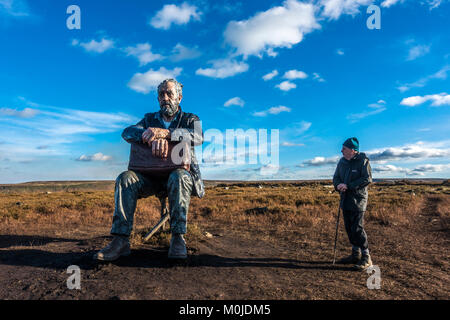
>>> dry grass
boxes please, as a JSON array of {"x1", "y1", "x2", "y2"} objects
[{"x1": 0, "y1": 180, "x2": 448, "y2": 245}]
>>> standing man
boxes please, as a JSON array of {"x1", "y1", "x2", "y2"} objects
[
  {"x1": 94, "y1": 78, "x2": 204, "y2": 261},
  {"x1": 333, "y1": 137, "x2": 373, "y2": 271}
]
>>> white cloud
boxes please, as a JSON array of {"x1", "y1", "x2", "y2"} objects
[
  {"x1": 319, "y1": 0, "x2": 373, "y2": 20},
  {"x1": 76, "y1": 153, "x2": 112, "y2": 162},
  {"x1": 336, "y1": 48, "x2": 345, "y2": 55},
  {"x1": 282, "y1": 142, "x2": 305, "y2": 147},
  {"x1": 0, "y1": 0, "x2": 30, "y2": 17},
  {"x1": 398, "y1": 65, "x2": 450, "y2": 92},
  {"x1": 381, "y1": 0, "x2": 444, "y2": 9},
  {"x1": 73, "y1": 38, "x2": 115, "y2": 53},
  {"x1": 170, "y1": 43, "x2": 202, "y2": 62},
  {"x1": 300, "y1": 156, "x2": 340, "y2": 167},
  {"x1": 253, "y1": 105, "x2": 291, "y2": 117},
  {"x1": 283, "y1": 69, "x2": 308, "y2": 80},
  {"x1": 224, "y1": 0, "x2": 320, "y2": 58},
  {"x1": 381, "y1": 0, "x2": 403, "y2": 8},
  {"x1": 0, "y1": 98, "x2": 137, "y2": 163},
  {"x1": 372, "y1": 164, "x2": 408, "y2": 173},
  {"x1": 347, "y1": 107, "x2": 386, "y2": 122},
  {"x1": 428, "y1": 0, "x2": 443, "y2": 9},
  {"x1": 0, "y1": 107, "x2": 39, "y2": 118},
  {"x1": 312, "y1": 73, "x2": 325, "y2": 82},
  {"x1": 150, "y1": 2, "x2": 201, "y2": 30},
  {"x1": 407, "y1": 44, "x2": 430, "y2": 61},
  {"x1": 224, "y1": 97, "x2": 245, "y2": 107},
  {"x1": 128, "y1": 67, "x2": 182, "y2": 94},
  {"x1": 297, "y1": 121, "x2": 312, "y2": 133},
  {"x1": 262, "y1": 70, "x2": 279, "y2": 81},
  {"x1": 373, "y1": 163, "x2": 450, "y2": 176},
  {"x1": 300, "y1": 141, "x2": 450, "y2": 169},
  {"x1": 276, "y1": 81, "x2": 297, "y2": 91},
  {"x1": 367, "y1": 142, "x2": 450, "y2": 162},
  {"x1": 124, "y1": 43, "x2": 163, "y2": 66},
  {"x1": 400, "y1": 93, "x2": 450, "y2": 107},
  {"x1": 411, "y1": 163, "x2": 450, "y2": 174},
  {"x1": 196, "y1": 59, "x2": 249, "y2": 79}
]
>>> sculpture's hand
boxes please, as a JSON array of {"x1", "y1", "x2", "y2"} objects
[
  {"x1": 151, "y1": 139, "x2": 169, "y2": 159},
  {"x1": 142, "y1": 127, "x2": 170, "y2": 144}
]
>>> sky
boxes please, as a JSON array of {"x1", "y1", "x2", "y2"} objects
[{"x1": 0, "y1": 0, "x2": 449, "y2": 183}]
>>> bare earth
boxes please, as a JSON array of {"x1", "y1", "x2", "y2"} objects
[{"x1": 0, "y1": 182, "x2": 449, "y2": 300}]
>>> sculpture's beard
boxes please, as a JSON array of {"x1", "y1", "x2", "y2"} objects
[{"x1": 160, "y1": 101, "x2": 179, "y2": 118}]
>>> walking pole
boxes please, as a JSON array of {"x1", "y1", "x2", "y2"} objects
[{"x1": 332, "y1": 192, "x2": 343, "y2": 265}]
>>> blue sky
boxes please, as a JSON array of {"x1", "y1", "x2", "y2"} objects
[{"x1": 0, "y1": 0, "x2": 449, "y2": 183}]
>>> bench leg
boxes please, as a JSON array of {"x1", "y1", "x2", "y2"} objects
[
  {"x1": 144, "y1": 196, "x2": 170, "y2": 242},
  {"x1": 144, "y1": 213, "x2": 170, "y2": 242}
]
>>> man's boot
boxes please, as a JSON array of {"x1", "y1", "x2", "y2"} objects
[
  {"x1": 337, "y1": 250, "x2": 362, "y2": 264},
  {"x1": 93, "y1": 236, "x2": 131, "y2": 261},
  {"x1": 168, "y1": 233, "x2": 187, "y2": 259},
  {"x1": 353, "y1": 253, "x2": 373, "y2": 271}
]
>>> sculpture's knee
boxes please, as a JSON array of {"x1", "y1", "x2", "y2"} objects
[
  {"x1": 116, "y1": 170, "x2": 139, "y2": 188},
  {"x1": 168, "y1": 169, "x2": 191, "y2": 192}
]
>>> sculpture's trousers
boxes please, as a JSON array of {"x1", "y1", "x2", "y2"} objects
[{"x1": 110, "y1": 169, "x2": 193, "y2": 236}]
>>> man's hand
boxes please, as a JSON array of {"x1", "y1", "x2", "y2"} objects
[
  {"x1": 142, "y1": 127, "x2": 170, "y2": 144},
  {"x1": 337, "y1": 183, "x2": 348, "y2": 192},
  {"x1": 151, "y1": 139, "x2": 169, "y2": 159}
]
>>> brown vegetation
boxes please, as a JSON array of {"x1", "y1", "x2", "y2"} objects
[{"x1": 0, "y1": 180, "x2": 449, "y2": 299}]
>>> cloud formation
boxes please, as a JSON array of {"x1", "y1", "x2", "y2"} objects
[
  {"x1": 0, "y1": 107, "x2": 39, "y2": 118},
  {"x1": 262, "y1": 70, "x2": 279, "y2": 81},
  {"x1": 76, "y1": 153, "x2": 112, "y2": 162},
  {"x1": 253, "y1": 105, "x2": 291, "y2": 117},
  {"x1": 196, "y1": 59, "x2": 249, "y2": 79},
  {"x1": 367, "y1": 143, "x2": 449, "y2": 162},
  {"x1": 300, "y1": 141, "x2": 450, "y2": 168},
  {"x1": 373, "y1": 163, "x2": 450, "y2": 176},
  {"x1": 128, "y1": 67, "x2": 182, "y2": 94},
  {"x1": 347, "y1": 101, "x2": 387, "y2": 122},
  {"x1": 224, "y1": 97, "x2": 245, "y2": 107},
  {"x1": 319, "y1": 0, "x2": 373, "y2": 20},
  {"x1": 224, "y1": 0, "x2": 320, "y2": 58},
  {"x1": 150, "y1": 2, "x2": 201, "y2": 30},
  {"x1": 72, "y1": 38, "x2": 115, "y2": 54},
  {"x1": 124, "y1": 43, "x2": 163, "y2": 66},
  {"x1": 400, "y1": 93, "x2": 450, "y2": 107},
  {"x1": 283, "y1": 69, "x2": 308, "y2": 80},
  {"x1": 407, "y1": 44, "x2": 430, "y2": 61},
  {"x1": 397, "y1": 65, "x2": 450, "y2": 92},
  {"x1": 0, "y1": 0, "x2": 30, "y2": 17},
  {"x1": 170, "y1": 43, "x2": 202, "y2": 62},
  {"x1": 276, "y1": 81, "x2": 297, "y2": 91},
  {"x1": 300, "y1": 156, "x2": 340, "y2": 167}
]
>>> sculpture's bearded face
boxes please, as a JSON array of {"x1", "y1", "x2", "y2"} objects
[{"x1": 158, "y1": 82, "x2": 181, "y2": 118}]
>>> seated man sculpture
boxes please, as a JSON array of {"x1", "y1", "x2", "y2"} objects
[{"x1": 94, "y1": 78, "x2": 204, "y2": 261}]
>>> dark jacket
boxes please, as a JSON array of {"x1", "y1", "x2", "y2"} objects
[
  {"x1": 121, "y1": 107, "x2": 205, "y2": 198},
  {"x1": 333, "y1": 152, "x2": 372, "y2": 212}
]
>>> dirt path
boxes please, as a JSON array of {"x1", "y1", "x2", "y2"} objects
[{"x1": 0, "y1": 195, "x2": 448, "y2": 300}]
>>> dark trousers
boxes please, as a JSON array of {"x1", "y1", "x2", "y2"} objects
[
  {"x1": 342, "y1": 210, "x2": 369, "y2": 251},
  {"x1": 110, "y1": 169, "x2": 193, "y2": 236}
]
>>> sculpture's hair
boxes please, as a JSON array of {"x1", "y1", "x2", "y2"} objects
[{"x1": 157, "y1": 79, "x2": 183, "y2": 97}]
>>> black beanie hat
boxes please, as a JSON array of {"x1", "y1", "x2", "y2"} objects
[{"x1": 343, "y1": 137, "x2": 359, "y2": 151}]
